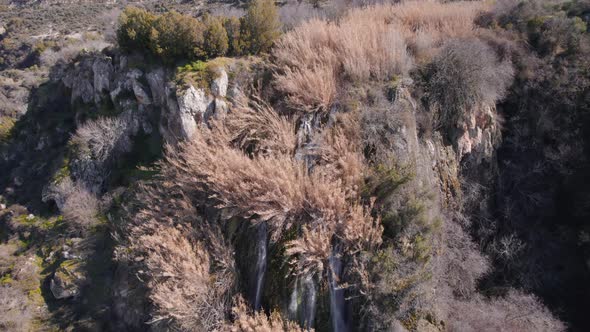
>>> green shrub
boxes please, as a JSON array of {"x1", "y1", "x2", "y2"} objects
[
  {"x1": 150, "y1": 11, "x2": 207, "y2": 62},
  {"x1": 223, "y1": 16, "x2": 242, "y2": 56},
  {"x1": 116, "y1": 7, "x2": 156, "y2": 52},
  {"x1": 117, "y1": 7, "x2": 238, "y2": 63},
  {"x1": 239, "y1": 0, "x2": 281, "y2": 54},
  {"x1": 204, "y1": 16, "x2": 229, "y2": 58}
]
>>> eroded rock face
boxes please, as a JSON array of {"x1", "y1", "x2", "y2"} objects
[
  {"x1": 455, "y1": 104, "x2": 500, "y2": 164},
  {"x1": 50, "y1": 260, "x2": 86, "y2": 299},
  {"x1": 176, "y1": 85, "x2": 213, "y2": 139},
  {"x1": 211, "y1": 68, "x2": 229, "y2": 97},
  {"x1": 111, "y1": 263, "x2": 149, "y2": 330},
  {"x1": 132, "y1": 80, "x2": 151, "y2": 105},
  {"x1": 51, "y1": 52, "x2": 238, "y2": 196},
  {"x1": 63, "y1": 55, "x2": 113, "y2": 105},
  {"x1": 146, "y1": 68, "x2": 166, "y2": 106},
  {"x1": 92, "y1": 57, "x2": 113, "y2": 103}
]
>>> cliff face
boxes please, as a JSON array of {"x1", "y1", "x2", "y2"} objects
[
  {"x1": 0, "y1": 50, "x2": 558, "y2": 332},
  {"x1": 2, "y1": 1, "x2": 589, "y2": 330},
  {"x1": 0, "y1": 51, "x2": 258, "y2": 330}
]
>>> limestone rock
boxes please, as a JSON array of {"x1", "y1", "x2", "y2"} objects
[
  {"x1": 455, "y1": 104, "x2": 499, "y2": 163},
  {"x1": 92, "y1": 57, "x2": 113, "y2": 104},
  {"x1": 211, "y1": 69, "x2": 228, "y2": 97},
  {"x1": 146, "y1": 68, "x2": 166, "y2": 106},
  {"x1": 132, "y1": 80, "x2": 151, "y2": 105},
  {"x1": 50, "y1": 260, "x2": 86, "y2": 299},
  {"x1": 213, "y1": 98, "x2": 229, "y2": 120},
  {"x1": 176, "y1": 85, "x2": 213, "y2": 139}
]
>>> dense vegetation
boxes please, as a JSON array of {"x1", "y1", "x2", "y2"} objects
[
  {"x1": 117, "y1": 0, "x2": 280, "y2": 63},
  {"x1": 0, "y1": 0, "x2": 589, "y2": 331}
]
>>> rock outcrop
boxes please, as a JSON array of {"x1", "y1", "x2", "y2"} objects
[
  {"x1": 50, "y1": 260, "x2": 86, "y2": 299},
  {"x1": 46, "y1": 51, "x2": 245, "y2": 196}
]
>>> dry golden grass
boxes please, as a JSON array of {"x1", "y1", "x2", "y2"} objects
[
  {"x1": 224, "y1": 296, "x2": 307, "y2": 331},
  {"x1": 163, "y1": 98, "x2": 381, "y2": 275},
  {"x1": 285, "y1": 226, "x2": 332, "y2": 276},
  {"x1": 226, "y1": 94, "x2": 297, "y2": 156},
  {"x1": 123, "y1": 183, "x2": 236, "y2": 331},
  {"x1": 141, "y1": 225, "x2": 211, "y2": 326},
  {"x1": 273, "y1": 1, "x2": 486, "y2": 111},
  {"x1": 167, "y1": 126, "x2": 350, "y2": 241}
]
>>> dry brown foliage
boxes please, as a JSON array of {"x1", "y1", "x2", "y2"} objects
[
  {"x1": 226, "y1": 95, "x2": 297, "y2": 156},
  {"x1": 162, "y1": 96, "x2": 380, "y2": 277},
  {"x1": 61, "y1": 182, "x2": 100, "y2": 233},
  {"x1": 168, "y1": 124, "x2": 349, "y2": 242},
  {"x1": 141, "y1": 225, "x2": 212, "y2": 328},
  {"x1": 121, "y1": 180, "x2": 237, "y2": 331},
  {"x1": 70, "y1": 116, "x2": 131, "y2": 162},
  {"x1": 426, "y1": 38, "x2": 514, "y2": 129},
  {"x1": 309, "y1": 112, "x2": 365, "y2": 199},
  {"x1": 224, "y1": 296, "x2": 307, "y2": 332},
  {"x1": 273, "y1": 1, "x2": 485, "y2": 111},
  {"x1": 443, "y1": 290, "x2": 566, "y2": 332},
  {"x1": 285, "y1": 226, "x2": 331, "y2": 277}
]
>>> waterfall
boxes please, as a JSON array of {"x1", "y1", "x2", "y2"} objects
[
  {"x1": 301, "y1": 274, "x2": 317, "y2": 330},
  {"x1": 295, "y1": 112, "x2": 321, "y2": 171},
  {"x1": 328, "y1": 251, "x2": 349, "y2": 332},
  {"x1": 288, "y1": 277, "x2": 300, "y2": 320},
  {"x1": 252, "y1": 222, "x2": 268, "y2": 311},
  {"x1": 288, "y1": 274, "x2": 317, "y2": 330}
]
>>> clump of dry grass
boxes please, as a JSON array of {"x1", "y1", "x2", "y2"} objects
[
  {"x1": 61, "y1": 182, "x2": 100, "y2": 234},
  {"x1": 285, "y1": 226, "x2": 332, "y2": 277},
  {"x1": 225, "y1": 296, "x2": 308, "y2": 332},
  {"x1": 167, "y1": 126, "x2": 348, "y2": 242},
  {"x1": 274, "y1": 64, "x2": 338, "y2": 112},
  {"x1": 226, "y1": 94, "x2": 297, "y2": 156},
  {"x1": 161, "y1": 94, "x2": 380, "y2": 276},
  {"x1": 122, "y1": 182, "x2": 236, "y2": 331},
  {"x1": 70, "y1": 116, "x2": 131, "y2": 162},
  {"x1": 273, "y1": 1, "x2": 485, "y2": 111},
  {"x1": 141, "y1": 225, "x2": 211, "y2": 327}
]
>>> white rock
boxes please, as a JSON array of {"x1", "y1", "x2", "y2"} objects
[
  {"x1": 211, "y1": 69, "x2": 228, "y2": 97},
  {"x1": 177, "y1": 86, "x2": 212, "y2": 139},
  {"x1": 214, "y1": 98, "x2": 229, "y2": 119}
]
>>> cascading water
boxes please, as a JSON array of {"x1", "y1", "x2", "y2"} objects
[
  {"x1": 328, "y1": 250, "x2": 349, "y2": 332},
  {"x1": 288, "y1": 277, "x2": 300, "y2": 319},
  {"x1": 295, "y1": 112, "x2": 322, "y2": 170},
  {"x1": 290, "y1": 110, "x2": 343, "y2": 330},
  {"x1": 288, "y1": 275, "x2": 317, "y2": 330},
  {"x1": 301, "y1": 274, "x2": 317, "y2": 329},
  {"x1": 252, "y1": 222, "x2": 268, "y2": 311}
]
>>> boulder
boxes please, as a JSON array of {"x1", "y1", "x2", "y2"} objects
[
  {"x1": 211, "y1": 69, "x2": 229, "y2": 97},
  {"x1": 213, "y1": 98, "x2": 229, "y2": 120},
  {"x1": 146, "y1": 68, "x2": 166, "y2": 106},
  {"x1": 92, "y1": 57, "x2": 113, "y2": 104},
  {"x1": 50, "y1": 260, "x2": 86, "y2": 299},
  {"x1": 176, "y1": 85, "x2": 213, "y2": 139},
  {"x1": 132, "y1": 80, "x2": 151, "y2": 105}
]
